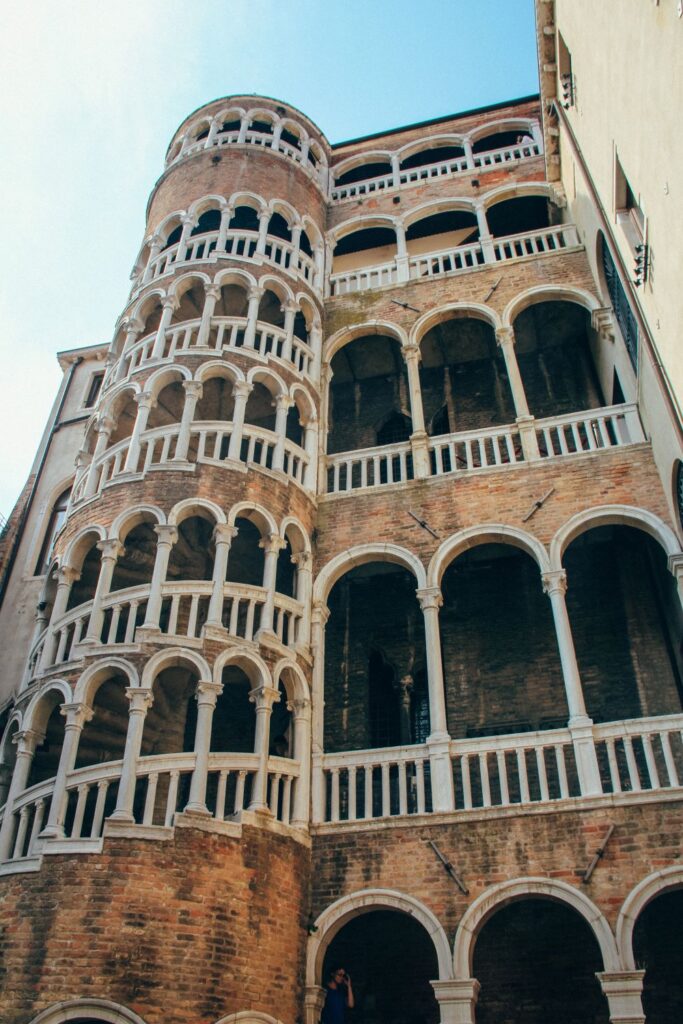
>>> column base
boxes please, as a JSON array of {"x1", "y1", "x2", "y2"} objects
[
  {"x1": 183, "y1": 803, "x2": 211, "y2": 818},
  {"x1": 39, "y1": 824, "x2": 65, "y2": 841}
]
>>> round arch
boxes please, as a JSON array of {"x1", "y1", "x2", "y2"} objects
[
  {"x1": 290, "y1": 383, "x2": 316, "y2": 423},
  {"x1": 213, "y1": 266, "x2": 258, "y2": 292},
  {"x1": 246, "y1": 365, "x2": 288, "y2": 399},
  {"x1": 397, "y1": 133, "x2": 466, "y2": 163},
  {"x1": 428, "y1": 525, "x2": 550, "y2": 587},
  {"x1": 271, "y1": 658, "x2": 311, "y2": 703},
  {"x1": 227, "y1": 501, "x2": 278, "y2": 537},
  {"x1": 313, "y1": 543, "x2": 427, "y2": 604},
  {"x1": 307, "y1": 888, "x2": 452, "y2": 985},
  {"x1": 73, "y1": 657, "x2": 140, "y2": 706},
  {"x1": 468, "y1": 116, "x2": 538, "y2": 145},
  {"x1": 279, "y1": 515, "x2": 311, "y2": 554},
  {"x1": 453, "y1": 877, "x2": 619, "y2": 978},
  {"x1": 550, "y1": 505, "x2": 682, "y2": 570},
  {"x1": 128, "y1": 288, "x2": 166, "y2": 326},
  {"x1": 257, "y1": 273, "x2": 295, "y2": 306},
  {"x1": 23, "y1": 679, "x2": 73, "y2": 734},
  {"x1": 63, "y1": 524, "x2": 107, "y2": 570},
  {"x1": 215, "y1": 1014, "x2": 283, "y2": 1024},
  {"x1": 402, "y1": 196, "x2": 478, "y2": 232},
  {"x1": 324, "y1": 320, "x2": 409, "y2": 365},
  {"x1": 109, "y1": 504, "x2": 165, "y2": 542},
  {"x1": 481, "y1": 179, "x2": 555, "y2": 212},
  {"x1": 332, "y1": 149, "x2": 393, "y2": 180},
  {"x1": 0, "y1": 709, "x2": 22, "y2": 761},
  {"x1": 212, "y1": 646, "x2": 272, "y2": 688},
  {"x1": 168, "y1": 497, "x2": 226, "y2": 527},
  {"x1": 144, "y1": 363, "x2": 191, "y2": 399},
  {"x1": 29, "y1": 997, "x2": 149, "y2": 1024},
  {"x1": 617, "y1": 866, "x2": 683, "y2": 971},
  {"x1": 409, "y1": 302, "x2": 501, "y2": 347},
  {"x1": 502, "y1": 284, "x2": 601, "y2": 329},
  {"x1": 328, "y1": 214, "x2": 400, "y2": 247},
  {"x1": 228, "y1": 189, "x2": 267, "y2": 215},
  {"x1": 141, "y1": 648, "x2": 211, "y2": 689},
  {"x1": 188, "y1": 193, "x2": 229, "y2": 221}
]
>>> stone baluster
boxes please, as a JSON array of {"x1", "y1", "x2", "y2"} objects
[
  {"x1": 227, "y1": 381, "x2": 252, "y2": 462},
  {"x1": 248, "y1": 685, "x2": 281, "y2": 811},
  {"x1": 258, "y1": 535, "x2": 287, "y2": 636},
  {"x1": 123, "y1": 391, "x2": 155, "y2": 474},
  {"x1": 142, "y1": 525, "x2": 178, "y2": 629},
  {"x1": 0, "y1": 730, "x2": 42, "y2": 861},
  {"x1": 272, "y1": 395, "x2": 294, "y2": 472},
  {"x1": 83, "y1": 415, "x2": 114, "y2": 498},
  {"x1": 109, "y1": 687, "x2": 155, "y2": 822},
  {"x1": 151, "y1": 297, "x2": 177, "y2": 361},
  {"x1": 84, "y1": 539, "x2": 123, "y2": 643},
  {"x1": 40, "y1": 702, "x2": 94, "y2": 838},
  {"x1": 206, "y1": 525, "x2": 238, "y2": 628},
  {"x1": 173, "y1": 381, "x2": 203, "y2": 463},
  {"x1": 39, "y1": 568, "x2": 80, "y2": 671},
  {"x1": 185, "y1": 681, "x2": 224, "y2": 815},
  {"x1": 416, "y1": 586, "x2": 454, "y2": 812},
  {"x1": 197, "y1": 284, "x2": 221, "y2": 348},
  {"x1": 495, "y1": 326, "x2": 540, "y2": 461}
]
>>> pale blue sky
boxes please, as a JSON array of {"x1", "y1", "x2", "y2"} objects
[{"x1": 0, "y1": 0, "x2": 538, "y2": 515}]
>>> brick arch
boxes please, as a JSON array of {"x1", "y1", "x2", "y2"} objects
[
  {"x1": 29, "y1": 998, "x2": 149, "y2": 1024},
  {"x1": 313, "y1": 543, "x2": 427, "y2": 605},
  {"x1": 550, "y1": 504, "x2": 681, "y2": 570},
  {"x1": 617, "y1": 866, "x2": 683, "y2": 970},
  {"x1": 502, "y1": 283, "x2": 601, "y2": 329},
  {"x1": 307, "y1": 888, "x2": 453, "y2": 986},
  {"x1": 453, "y1": 877, "x2": 619, "y2": 979},
  {"x1": 428, "y1": 524, "x2": 550, "y2": 588}
]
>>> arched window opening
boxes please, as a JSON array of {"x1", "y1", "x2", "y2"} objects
[
  {"x1": 293, "y1": 310, "x2": 308, "y2": 343},
  {"x1": 472, "y1": 128, "x2": 528, "y2": 153},
  {"x1": 220, "y1": 117, "x2": 241, "y2": 133},
  {"x1": 299, "y1": 229, "x2": 313, "y2": 257},
  {"x1": 107, "y1": 394, "x2": 138, "y2": 447},
  {"x1": 190, "y1": 208, "x2": 221, "y2": 236},
  {"x1": 75, "y1": 676, "x2": 128, "y2": 769},
  {"x1": 162, "y1": 224, "x2": 182, "y2": 251},
  {"x1": 27, "y1": 700, "x2": 65, "y2": 788},
  {"x1": 35, "y1": 487, "x2": 71, "y2": 576},
  {"x1": 195, "y1": 377, "x2": 236, "y2": 424},
  {"x1": 215, "y1": 282, "x2": 249, "y2": 321},
  {"x1": 139, "y1": 300, "x2": 162, "y2": 338},
  {"x1": 406, "y1": 209, "x2": 480, "y2": 257},
  {"x1": 322, "y1": 910, "x2": 439, "y2": 1024},
  {"x1": 212, "y1": 666, "x2": 256, "y2": 753},
  {"x1": 473, "y1": 899, "x2": 609, "y2": 1024},
  {"x1": 486, "y1": 194, "x2": 555, "y2": 238},
  {"x1": 285, "y1": 405, "x2": 303, "y2": 447},
  {"x1": 269, "y1": 681, "x2": 292, "y2": 756},
  {"x1": 146, "y1": 381, "x2": 184, "y2": 430},
  {"x1": 513, "y1": 301, "x2": 605, "y2": 423},
  {"x1": 110, "y1": 522, "x2": 157, "y2": 593},
  {"x1": 66, "y1": 542, "x2": 102, "y2": 610},
  {"x1": 267, "y1": 212, "x2": 292, "y2": 242},
  {"x1": 251, "y1": 118, "x2": 274, "y2": 136},
  {"x1": 275, "y1": 536, "x2": 296, "y2": 598},
  {"x1": 634, "y1": 889, "x2": 683, "y2": 1023},
  {"x1": 172, "y1": 284, "x2": 204, "y2": 325},
  {"x1": 325, "y1": 562, "x2": 425, "y2": 753},
  {"x1": 420, "y1": 317, "x2": 515, "y2": 444},
  {"x1": 441, "y1": 545, "x2": 568, "y2": 749},
  {"x1": 332, "y1": 227, "x2": 397, "y2": 274},
  {"x1": 195, "y1": 126, "x2": 209, "y2": 142},
  {"x1": 335, "y1": 159, "x2": 393, "y2": 187},
  {"x1": 258, "y1": 290, "x2": 286, "y2": 329},
  {"x1": 243, "y1": 381, "x2": 277, "y2": 432},
  {"x1": 401, "y1": 143, "x2": 465, "y2": 169},
  {"x1": 226, "y1": 518, "x2": 265, "y2": 587},
  {"x1": 280, "y1": 126, "x2": 301, "y2": 150},
  {"x1": 166, "y1": 516, "x2": 215, "y2": 583},
  {"x1": 0, "y1": 719, "x2": 19, "y2": 803},
  {"x1": 565, "y1": 526, "x2": 683, "y2": 733},
  {"x1": 376, "y1": 411, "x2": 412, "y2": 447},
  {"x1": 328, "y1": 335, "x2": 410, "y2": 455},
  {"x1": 229, "y1": 205, "x2": 260, "y2": 232},
  {"x1": 138, "y1": 666, "x2": 198, "y2": 820}
]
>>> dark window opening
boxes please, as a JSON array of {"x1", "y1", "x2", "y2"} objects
[
  {"x1": 84, "y1": 372, "x2": 104, "y2": 409},
  {"x1": 162, "y1": 225, "x2": 182, "y2": 250},
  {"x1": 251, "y1": 119, "x2": 273, "y2": 135},
  {"x1": 334, "y1": 227, "x2": 396, "y2": 258},
  {"x1": 229, "y1": 206, "x2": 260, "y2": 232},
  {"x1": 195, "y1": 128, "x2": 209, "y2": 141},
  {"x1": 35, "y1": 488, "x2": 71, "y2": 575},
  {"x1": 406, "y1": 210, "x2": 479, "y2": 245},
  {"x1": 280, "y1": 127, "x2": 301, "y2": 149},
  {"x1": 299, "y1": 230, "x2": 313, "y2": 257},
  {"x1": 267, "y1": 212, "x2": 292, "y2": 242},
  {"x1": 601, "y1": 234, "x2": 639, "y2": 371},
  {"x1": 376, "y1": 411, "x2": 412, "y2": 446},
  {"x1": 486, "y1": 195, "x2": 552, "y2": 238},
  {"x1": 220, "y1": 119, "x2": 241, "y2": 133},
  {"x1": 335, "y1": 160, "x2": 392, "y2": 186},
  {"x1": 191, "y1": 209, "x2": 221, "y2": 236},
  {"x1": 472, "y1": 130, "x2": 524, "y2": 154},
  {"x1": 401, "y1": 144, "x2": 465, "y2": 169},
  {"x1": 612, "y1": 370, "x2": 625, "y2": 405},
  {"x1": 369, "y1": 649, "x2": 401, "y2": 748}
]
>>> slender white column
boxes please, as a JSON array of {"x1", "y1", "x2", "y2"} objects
[
  {"x1": 83, "y1": 415, "x2": 114, "y2": 498},
  {"x1": 186, "y1": 680, "x2": 224, "y2": 815},
  {"x1": 597, "y1": 972, "x2": 646, "y2": 1024},
  {"x1": 391, "y1": 153, "x2": 401, "y2": 186},
  {"x1": 197, "y1": 283, "x2": 221, "y2": 348},
  {"x1": 206, "y1": 524, "x2": 238, "y2": 627},
  {"x1": 237, "y1": 116, "x2": 248, "y2": 143},
  {"x1": 142, "y1": 236, "x2": 162, "y2": 284},
  {"x1": 0, "y1": 730, "x2": 41, "y2": 861},
  {"x1": 205, "y1": 118, "x2": 220, "y2": 148},
  {"x1": 292, "y1": 550, "x2": 312, "y2": 647},
  {"x1": 475, "y1": 204, "x2": 496, "y2": 262},
  {"x1": 123, "y1": 391, "x2": 154, "y2": 473},
  {"x1": 304, "y1": 987, "x2": 327, "y2": 1024},
  {"x1": 310, "y1": 602, "x2": 330, "y2": 823},
  {"x1": 243, "y1": 288, "x2": 262, "y2": 349},
  {"x1": 119, "y1": 319, "x2": 143, "y2": 379},
  {"x1": 173, "y1": 381, "x2": 203, "y2": 462},
  {"x1": 39, "y1": 567, "x2": 79, "y2": 671},
  {"x1": 151, "y1": 298, "x2": 177, "y2": 361},
  {"x1": 217, "y1": 206, "x2": 233, "y2": 251},
  {"x1": 290, "y1": 697, "x2": 312, "y2": 828},
  {"x1": 248, "y1": 685, "x2": 281, "y2": 811},
  {"x1": 395, "y1": 222, "x2": 409, "y2": 281},
  {"x1": 300, "y1": 139, "x2": 310, "y2": 165},
  {"x1": 495, "y1": 326, "x2": 540, "y2": 461},
  {"x1": 176, "y1": 214, "x2": 195, "y2": 262},
  {"x1": 313, "y1": 247, "x2": 324, "y2": 292},
  {"x1": 431, "y1": 980, "x2": 481, "y2": 1024},
  {"x1": 272, "y1": 395, "x2": 293, "y2": 472},
  {"x1": 41, "y1": 702, "x2": 93, "y2": 838},
  {"x1": 281, "y1": 303, "x2": 297, "y2": 362},
  {"x1": 403, "y1": 344, "x2": 430, "y2": 477},
  {"x1": 462, "y1": 137, "x2": 474, "y2": 167},
  {"x1": 256, "y1": 211, "x2": 269, "y2": 255},
  {"x1": 417, "y1": 586, "x2": 454, "y2": 813},
  {"x1": 271, "y1": 122, "x2": 283, "y2": 148},
  {"x1": 109, "y1": 688, "x2": 155, "y2": 821},
  {"x1": 258, "y1": 534, "x2": 287, "y2": 635},
  {"x1": 289, "y1": 225, "x2": 302, "y2": 272},
  {"x1": 302, "y1": 418, "x2": 318, "y2": 491},
  {"x1": 310, "y1": 321, "x2": 323, "y2": 381},
  {"x1": 227, "y1": 381, "x2": 252, "y2": 462},
  {"x1": 142, "y1": 525, "x2": 178, "y2": 628},
  {"x1": 84, "y1": 539, "x2": 123, "y2": 642}
]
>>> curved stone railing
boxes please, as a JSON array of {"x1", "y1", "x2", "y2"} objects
[{"x1": 1, "y1": 751, "x2": 301, "y2": 868}]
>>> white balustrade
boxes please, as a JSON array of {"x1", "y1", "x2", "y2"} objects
[
  {"x1": 536, "y1": 403, "x2": 644, "y2": 459},
  {"x1": 329, "y1": 261, "x2": 397, "y2": 296},
  {"x1": 319, "y1": 746, "x2": 432, "y2": 822},
  {"x1": 492, "y1": 224, "x2": 579, "y2": 262},
  {"x1": 593, "y1": 715, "x2": 683, "y2": 795},
  {"x1": 409, "y1": 241, "x2": 484, "y2": 280},
  {"x1": 172, "y1": 127, "x2": 323, "y2": 182},
  {"x1": 326, "y1": 440, "x2": 414, "y2": 493},
  {"x1": 429, "y1": 423, "x2": 522, "y2": 476},
  {"x1": 472, "y1": 140, "x2": 541, "y2": 168}
]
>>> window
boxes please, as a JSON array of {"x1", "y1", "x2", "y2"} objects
[
  {"x1": 83, "y1": 372, "x2": 104, "y2": 409},
  {"x1": 615, "y1": 153, "x2": 646, "y2": 266},
  {"x1": 35, "y1": 488, "x2": 71, "y2": 575},
  {"x1": 676, "y1": 462, "x2": 683, "y2": 531},
  {"x1": 600, "y1": 235, "x2": 639, "y2": 372},
  {"x1": 557, "y1": 32, "x2": 575, "y2": 109}
]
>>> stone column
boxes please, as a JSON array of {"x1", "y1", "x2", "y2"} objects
[
  {"x1": 495, "y1": 326, "x2": 540, "y2": 461},
  {"x1": 142, "y1": 236, "x2": 162, "y2": 284},
  {"x1": 462, "y1": 137, "x2": 474, "y2": 167},
  {"x1": 237, "y1": 116, "x2": 248, "y2": 144},
  {"x1": 304, "y1": 986, "x2": 327, "y2": 1024},
  {"x1": 417, "y1": 587, "x2": 455, "y2": 812},
  {"x1": 109, "y1": 687, "x2": 155, "y2": 821},
  {"x1": 290, "y1": 697, "x2": 312, "y2": 828},
  {"x1": 310, "y1": 601, "x2": 330, "y2": 823},
  {"x1": 391, "y1": 153, "x2": 401, "y2": 187},
  {"x1": 667, "y1": 553, "x2": 683, "y2": 608},
  {"x1": 41, "y1": 702, "x2": 93, "y2": 838},
  {"x1": 197, "y1": 284, "x2": 220, "y2": 348},
  {"x1": 303, "y1": 418, "x2": 318, "y2": 491},
  {"x1": 123, "y1": 391, "x2": 154, "y2": 473},
  {"x1": 597, "y1": 972, "x2": 646, "y2": 1024},
  {"x1": 151, "y1": 297, "x2": 177, "y2": 361},
  {"x1": 272, "y1": 395, "x2": 293, "y2": 472},
  {"x1": 248, "y1": 685, "x2": 281, "y2": 811},
  {"x1": 310, "y1": 320, "x2": 323, "y2": 381},
  {"x1": 85, "y1": 539, "x2": 123, "y2": 643},
  {"x1": 142, "y1": 525, "x2": 178, "y2": 629},
  {"x1": 176, "y1": 214, "x2": 195, "y2": 262},
  {"x1": 281, "y1": 303, "x2": 297, "y2": 363},
  {"x1": 256, "y1": 211, "x2": 270, "y2": 255},
  {"x1": 173, "y1": 381, "x2": 203, "y2": 463},
  {"x1": 271, "y1": 122, "x2": 283, "y2": 149},
  {"x1": 206, "y1": 525, "x2": 238, "y2": 627},
  {"x1": 292, "y1": 550, "x2": 313, "y2": 647},
  {"x1": 227, "y1": 381, "x2": 253, "y2": 462},
  {"x1": 404, "y1": 343, "x2": 430, "y2": 478},
  {"x1": 83, "y1": 415, "x2": 114, "y2": 498},
  {"x1": 243, "y1": 288, "x2": 262, "y2": 349},
  {"x1": 542, "y1": 570, "x2": 602, "y2": 796},
  {"x1": 258, "y1": 535, "x2": 287, "y2": 635},
  {"x1": 475, "y1": 204, "x2": 496, "y2": 262},
  {"x1": 185, "y1": 681, "x2": 224, "y2": 815},
  {"x1": 217, "y1": 206, "x2": 233, "y2": 251},
  {"x1": 289, "y1": 224, "x2": 302, "y2": 272},
  {"x1": 39, "y1": 567, "x2": 79, "y2": 671},
  {"x1": 120, "y1": 319, "x2": 143, "y2": 377},
  {"x1": 205, "y1": 118, "x2": 220, "y2": 148},
  {"x1": 431, "y1": 980, "x2": 481, "y2": 1024},
  {"x1": 395, "y1": 222, "x2": 410, "y2": 281},
  {"x1": 0, "y1": 729, "x2": 42, "y2": 861}
]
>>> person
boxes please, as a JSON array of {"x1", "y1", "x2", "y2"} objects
[{"x1": 321, "y1": 967, "x2": 354, "y2": 1024}]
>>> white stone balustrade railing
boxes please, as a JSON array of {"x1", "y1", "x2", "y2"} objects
[
  {"x1": 535, "y1": 403, "x2": 644, "y2": 458},
  {"x1": 316, "y1": 745, "x2": 432, "y2": 823},
  {"x1": 593, "y1": 715, "x2": 683, "y2": 795},
  {"x1": 0, "y1": 752, "x2": 300, "y2": 866},
  {"x1": 429, "y1": 423, "x2": 522, "y2": 476},
  {"x1": 331, "y1": 140, "x2": 542, "y2": 202},
  {"x1": 329, "y1": 223, "x2": 580, "y2": 296},
  {"x1": 325, "y1": 440, "x2": 414, "y2": 493},
  {"x1": 174, "y1": 127, "x2": 326, "y2": 188}
]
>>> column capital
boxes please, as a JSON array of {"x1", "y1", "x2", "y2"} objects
[
  {"x1": 288, "y1": 697, "x2": 311, "y2": 718},
  {"x1": 153, "y1": 524, "x2": 178, "y2": 547},
  {"x1": 416, "y1": 586, "x2": 443, "y2": 611},
  {"x1": 60, "y1": 702, "x2": 94, "y2": 728},
  {"x1": 591, "y1": 307, "x2": 616, "y2": 341},
  {"x1": 96, "y1": 414, "x2": 115, "y2": 435},
  {"x1": 495, "y1": 326, "x2": 515, "y2": 347},
  {"x1": 430, "y1": 978, "x2": 481, "y2": 1024},
  {"x1": 134, "y1": 389, "x2": 155, "y2": 409},
  {"x1": 249, "y1": 685, "x2": 281, "y2": 710},
  {"x1": 247, "y1": 286, "x2": 263, "y2": 302},
  {"x1": 182, "y1": 379, "x2": 204, "y2": 399},
  {"x1": 58, "y1": 566, "x2": 81, "y2": 586},
  {"x1": 125, "y1": 317, "x2": 144, "y2": 334},
  {"x1": 312, "y1": 601, "x2": 330, "y2": 626},
  {"x1": 596, "y1": 971, "x2": 645, "y2": 1023},
  {"x1": 214, "y1": 523, "x2": 238, "y2": 545},
  {"x1": 259, "y1": 534, "x2": 287, "y2": 555},
  {"x1": 542, "y1": 569, "x2": 568, "y2": 596},
  {"x1": 204, "y1": 283, "x2": 221, "y2": 302},
  {"x1": 15, "y1": 728, "x2": 45, "y2": 753},
  {"x1": 97, "y1": 538, "x2": 123, "y2": 562},
  {"x1": 667, "y1": 552, "x2": 683, "y2": 579},
  {"x1": 281, "y1": 300, "x2": 298, "y2": 315},
  {"x1": 232, "y1": 380, "x2": 253, "y2": 399},
  {"x1": 195, "y1": 680, "x2": 224, "y2": 705},
  {"x1": 126, "y1": 687, "x2": 154, "y2": 712},
  {"x1": 180, "y1": 213, "x2": 195, "y2": 229},
  {"x1": 161, "y1": 295, "x2": 178, "y2": 312},
  {"x1": 402, "y1": 342, "x2": 421, "y2": 362},
  {"x1": 291, "y1": 550, "x2": 312, "y2": 570},
  {"x1": 274, "y1": 393, "x2": 294, "y2": 411}
]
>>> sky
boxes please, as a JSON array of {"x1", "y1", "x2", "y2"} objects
[{"x1": 0, "y1": 0, "x2": 538, "y2": 517}]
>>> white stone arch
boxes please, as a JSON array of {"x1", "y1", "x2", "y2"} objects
[
  {"x1": 301, "y1": 216, "x2": 324, "y2": 250},
  {"x1": 502, "y1": 283, "x2": 602, "y2": 329},
  {"x1": 397, "y1": 133, "x2": 466, "y2": 164},
  {"x1": 188, "y1": 193, "x2": 229, "y2": 222},
  {"x1": 229, "y1": 189, "x2": 267, "y2": 216},
  {"x1": 272, "y1": 657, "x2": 311, "y2": 704},
  {"x1": 29, "y1": 997, "x2": 149, "y2": 1024},
  {"x1": 307, "y1": 888, "x2": 453, "y2": 986},
  {"x1": 324, "y1": 320, "x2": 409, "y2": 365},
  {"x1": 409, "y1": 301, "x2": 502, "y2": 348},
  {"x1": 168, "y1": 497, "x2": 226, "y2": 527},
  {"x1": 246, "y1": 106, "x2": 279, "y2": 130},
  {"x1": 468, "y1": 116, "x2": 537, "y2": 146},
  {"x1": 215, "y1": 1012, "x2": 282, "y2": 1024},
  {"x1": 290, "y1": 382, "x2": 317, "y2": 424},
  {"x1": 258, "y1": 272, "x2": 296, "y2": 306},
  {"x1": 109, "y1": 504, "x2": 166, "y2": 543},
  {"x1": 73, "y1": 656, "x2": 140, "y2": 706},
  {"x1": 23, "y1": 678, "x2": 73, "y2": 734},
  {"x1": 129, "y1": 287, "x2": 167, "y2": 328},
  {"x1": 154, "y1": 208, "x2": 187, "y2": 244},
  {"x1": 280, "y1": 515, "x2": 311, "y2": 555},
  {"x1": 332, "y1": 149, "x2": 393, "y2": 181},
  {"x1": 401, "y1": 195, "x2": 478, "y2": 232},
  {"x1": 168, "y1": 270, "x2": 211, "y2": 306},
  {"x1": 453, "y1": 877, "x2": 620, "y2": 978},
  {"x1": 227, "y1": 501, "x2": 278, "y2": 538},
  {"x1": 246, "y1": 364, "x2": 289, "y2": 399},
  {"x1": 213, "y1": 103, "x2": 247, "y2": 126},
  {"x1": 279, "y1": 116, "x2": 306, "y2": 146},
  {"x1": 550, "y1": 504, "x2": 682, "y2": 570},
  {"x1": 328, "y1": 213, "x2": 400, "y2": 247},
  {"x1": 144, "y1": 362, "x2": 192, "y2": 400},
  {"x1": 212, "y1": 646, "x2": 272, "y2": 688},
  {"x1": 141, "y1": 647, "x2": 211, "y2": 689},
  {"x1": 617, "y1": 866, "x2": 683, "y2": 971},
  {"x1": 195, "y1": 359, "x2": 245, "y2": 386},
  {"x1": 313, "y1": 543, "x2": 427, "y2": 605},
  {"x1": 0, "y1": 709, "x2": 22, "y2": 762},
  {"x1": 266, "y1": 197, "x2": 300, "y2": 228},
  {"x1": 481, "y1": 179, "x2": 555, "y2": 214},
  {"x1": 99, "y1": 380, "x2": 141, "y2": 423},
  {"x1": 428, "y1": 525, "x2": 550, "y2": 587},
  {"x1": 63, "y1": 523, "x2": 107, "y2": 571},
  {"x1": 296, "y1": 291, "x2": 322, "y2": 332}
]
